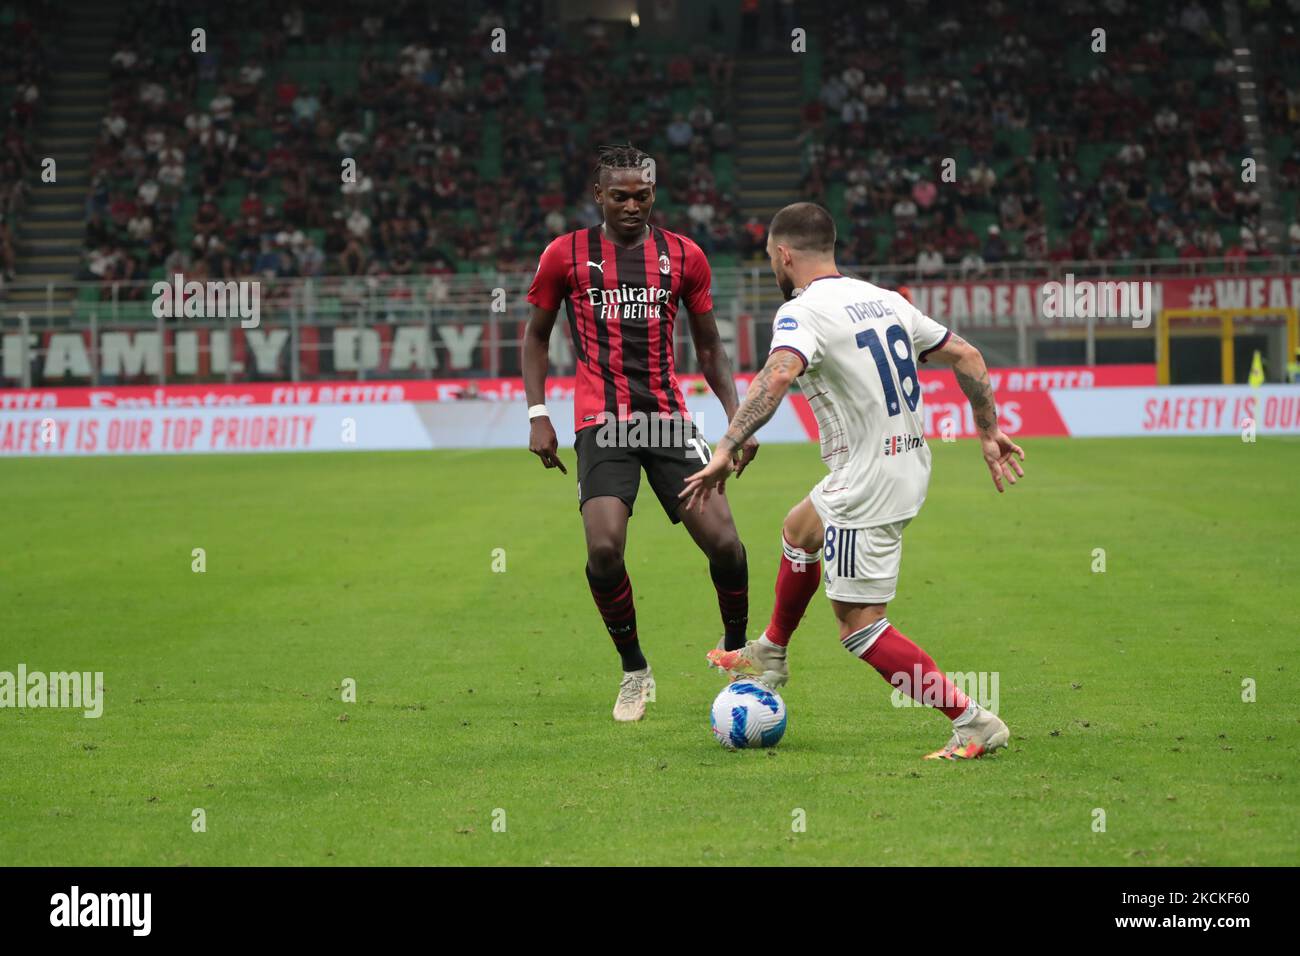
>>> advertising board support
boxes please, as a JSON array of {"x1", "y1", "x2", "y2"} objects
[
  {"x1": 356, "y1": 292, "x2": 366, "y2": 383},
  {"x1": 89, "y1": 309, "x2": 99, "y2": 387},
  {"x1": 224, "y1": 312, "x2": 233, "y2": 385},
  {"x1": 290, "y1": 294, "x2": 301, "y2": 383},
  {"x1": 1016, "y1": 305, "x2": 1028, "y2": 366},
  {"x1": 157, "y1": 296, "x2": 166, "y2": 386},
  {"x1": 19, "y1": 312, "x2": 31, "y2": 389}
]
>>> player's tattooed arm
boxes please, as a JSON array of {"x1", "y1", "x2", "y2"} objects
[
  {"x1": 714, "y1": 349, "x2": 804, "y2": 458},
  {"x1": 952, "y1": 353, "x2": 998, "y2": 435},
  {"x1": 926, "y1": 332, "x2": 1025, "y2": 493},
  {"x1": 681, "y1": 349, "x2": 802, "y2": 512},
  {"x1": 689, "y1": 309, "x2": 760, "y2": 474},
  {"x1": 927, "y1": 332, "x2": 998, "y2": 434}
]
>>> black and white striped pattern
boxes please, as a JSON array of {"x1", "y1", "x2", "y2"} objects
[
  {"x1": 688, "y1": 437, "x2": 711, "y2": 464},
  {"x1": 841, "y1": 617, "x2": 890, "y2": 657},
  {"x1": 781, "y1": 535, "x2": 821, "y2": 566},
  {"x1": 836, "y1": 528, "x2": 858, "y2": 579}
]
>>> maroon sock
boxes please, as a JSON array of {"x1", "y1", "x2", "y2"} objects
[
  {"x1": 848, "y1": 620, "x2": 971, "y2": 721},
  {"x1": 710, "y1": 546, "x2": 749, "y2": 651},
  {"x1": 765, "y1": 535, "x2": 822, "y2": 647},
  {"x1": 586, "y1": 564, "x2": 646, "y2": 671}
]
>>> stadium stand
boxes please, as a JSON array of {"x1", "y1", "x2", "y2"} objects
[
  {"x1": 803, "y1": 0, "x2": 1273, "y2": 274},
  {"x1": 1243, "y1": 0, "x2": 1300, "y2": 254},
  {"x1": 3, "y1": 0, "x2": 109, "y2": 313},
  {"x1": 1, "y1": 0, "x2": 1297, "y2": 318},
  {"x1": 1, "y1": 0, "x2": 57, "y2": 285},
  {"x1": 58, "y1": 0, "x2": 748, "y2": 314}
]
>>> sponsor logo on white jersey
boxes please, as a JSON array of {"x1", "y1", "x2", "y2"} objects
[{"x1": 882, "y1": 433, "x2": 926, "y2": 457}]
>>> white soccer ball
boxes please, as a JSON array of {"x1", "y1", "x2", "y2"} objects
[{"x1": 711, "y1": 680, "x2": 787, "y2": 749}]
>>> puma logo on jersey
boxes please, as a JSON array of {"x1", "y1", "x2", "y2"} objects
[{"x1": 586, "y1": 259, "x2": 606, "y2": 273}]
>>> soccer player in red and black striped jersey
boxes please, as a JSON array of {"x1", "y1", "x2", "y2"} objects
[{"x1": 523, "y1": 144, "x2": 758, "y2": 722}]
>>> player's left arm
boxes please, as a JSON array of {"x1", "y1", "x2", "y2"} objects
[
  {"x1": 924, "y1": 332, "x2": 1026, "y2": 493},
  {"x1": 687, "y1": 308, "x2": 759, "y2": 475},
  {"x1": 679, "y1": 348, "x2": 803, "y2": 512}
]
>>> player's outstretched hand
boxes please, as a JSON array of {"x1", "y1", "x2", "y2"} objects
[
  {"x1": 733, "y1": 436, "x2": 760, "y2": 477},
  {"x1": 981, "y1": 429, "x2": 1025, "y2": 493},
  {"x1": 679, "y1": 452, "x2": 735, "y2": 513},
  {"x1": 528, "y1": 417, "x2": 567, "y2": 474}
]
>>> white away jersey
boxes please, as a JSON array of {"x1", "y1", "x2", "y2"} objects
[{"x1": 768, "y1": 275, "x2": 951, "y2": 528}]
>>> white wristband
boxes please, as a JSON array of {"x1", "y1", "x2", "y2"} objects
[{"x1": 528, "y1": 404, "x2": 549, "y2": 420}]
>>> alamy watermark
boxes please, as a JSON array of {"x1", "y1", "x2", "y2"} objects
[
  {"x1": 49, "y1": 886, "x2": 150, "y2": 936},
  {"x1": 890, "y1": 667, "x2": 999, "y2": 715},
  {"x1": 151, "y1": 274, "x2": 261, "y2": 328},
  {"x1": 1040, "y1": 273, "x2": 1154, "y2": 329},
  {"x1": 594, "y1": 406, "x2": 713, "y2": 460},
  {"x1": 0, "y1": 664, "x2": 103, "y2": 718}
]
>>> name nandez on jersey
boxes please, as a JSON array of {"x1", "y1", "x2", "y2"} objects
[{"x1": 845, "y1": 299, "x2": 901, "y2": 322}]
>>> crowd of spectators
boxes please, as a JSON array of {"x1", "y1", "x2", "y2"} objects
[
  {"x1": 1245, "y1": 0, "x2": 1300, "y2": 255},
  {"x1": 0, "y1": 0, "x2": 52, "y2": 284},
  {"x1": 15, "y1": 0, "x2": 1297, "y2": 298},
  {"x1": 80, "y1": 0, "x2": 746, "y2": 299},
  {"x1": 801, "y1": 0, "x2": 1288, "y2": 273}
]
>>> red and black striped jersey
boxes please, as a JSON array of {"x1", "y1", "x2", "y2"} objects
[{"x1": 527, "y1": 225, "x2": 713, "y2": 432}]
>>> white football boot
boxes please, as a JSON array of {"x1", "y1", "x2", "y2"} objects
[
  {"x1": 612, "y1": 665, "x2": 656, "y2": 721},
  {"x1": 707, "y1": 634, "x2": 789, "y2": 689},
  {"x1": 923, "y1": 704, "x2": 1010, "y2": 759}
]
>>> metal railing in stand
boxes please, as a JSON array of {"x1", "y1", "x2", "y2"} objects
[
  {"x1": 1, "y1": 256, "x2": 1296, "y2": 386},
  {"x1": 2, "y1": 253, "x2": 1296, "y2": 329}
]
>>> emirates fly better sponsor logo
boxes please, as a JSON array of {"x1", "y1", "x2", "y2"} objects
[{"x1": 585, "y1": 284, "x2": 671, "y2": 320}]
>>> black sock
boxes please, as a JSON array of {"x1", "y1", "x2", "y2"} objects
[
  {"x1": 711, "y1": 545, "x2": 749, "y2": 651},
  {"x1": 586, "y1": 564, "x2": 647, "y2": 671}
]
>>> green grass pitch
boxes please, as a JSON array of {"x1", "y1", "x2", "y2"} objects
[{"x1": 1, "y1": 437, "x2": 1297, "y2": 866}]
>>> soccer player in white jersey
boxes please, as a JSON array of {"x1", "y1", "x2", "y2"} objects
[{"x1": 680, "y1": 202, "x2": 1024, "y2": 759}]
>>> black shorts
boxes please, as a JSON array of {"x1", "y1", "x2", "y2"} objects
[{"x1": 574, "y1": 418, "x2": 713, "y2": 523}]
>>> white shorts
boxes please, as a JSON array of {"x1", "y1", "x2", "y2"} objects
[{"x1": 811, "y1": 496, "x2": 910, "y2": 604}]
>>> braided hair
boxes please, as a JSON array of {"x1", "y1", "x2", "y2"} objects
[{"x1": 593, "y1": 144, "x2": 654, "y2": 186}]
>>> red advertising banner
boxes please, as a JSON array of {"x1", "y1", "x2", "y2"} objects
[
  {"x1": 910, "y1": 274, "x2": 1300, "y2": 328},
  {"x1": 7, "y1": 382, "x2": 1297, "y2": 457},
  {"x1": 0, "y1": 365, "x2": 1155, "y2": 410}
]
